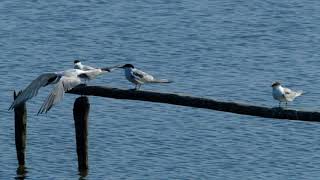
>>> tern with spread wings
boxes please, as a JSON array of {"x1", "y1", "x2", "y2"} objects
[{"x1": 9, "y1": 67, "x2": 110, "y2": 114}]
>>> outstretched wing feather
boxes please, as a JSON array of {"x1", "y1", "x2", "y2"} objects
[
  {"x1": 9, "y1": 73, "x2": 58, "y2": 110},
  {"x1": 38, "y1": 76, "x2": 81, "y2": 114}
]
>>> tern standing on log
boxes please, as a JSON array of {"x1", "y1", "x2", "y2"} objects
[
  {"x1": 9, "y1": 68, "x2": 110, "y2": 114},
  {"x1": 119, "y1": 64, "x2": 172, "y2": 90},
  {"x1": 271, "y1": 82, "x2": 303, "y2": 107},
  {"x1": 74, "y1": 60, "x2": 121, "y2": 72},
  {"x1": 74, "y1": 60, "x2": 96, "y2": 70}
]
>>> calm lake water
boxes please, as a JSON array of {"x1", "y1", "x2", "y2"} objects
[{"x1": 1, "y1": 0, "x2": 320, "y2": 179}]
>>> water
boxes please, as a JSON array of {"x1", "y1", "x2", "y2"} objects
[{"x1": 1, "y1": 0, "x2": 320, "y2": 179}]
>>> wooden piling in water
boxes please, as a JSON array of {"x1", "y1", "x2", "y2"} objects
[
  {"x1": 73, "y1": 96, "x2": 90, "y2": 172},
  {"x1": 68, "y1": 85, "x2": 320, "y2": 122},
  {"x1": 14, "y1": 91, "x2": 27, "y2": 166}
]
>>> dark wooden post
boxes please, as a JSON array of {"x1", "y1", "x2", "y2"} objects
[
  {"x1": 14, "y1": 91, "x2": 27, "y2": 167},
  {"x1": 73, "y1": 96, "x2": 89, "y2": 173}
]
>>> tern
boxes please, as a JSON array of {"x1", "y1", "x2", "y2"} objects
[
  {"x1": 271, "y1": 81, "x2": 303, "y2": 107},
  {"x1": 9, "y1": 67, "x2": 110, "y2": 114},
  {"x1": 119, "y1": 64, "x2": 172, "y2": 90},
  {"x1": 74, "y1": 60, "x2": 96, "y2": 70},
  {"x1": 74, "y1": 60, "x2": 121, "y2": 72}
]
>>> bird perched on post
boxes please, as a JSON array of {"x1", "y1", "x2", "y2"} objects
[
  {"x1": 271, "y1": 81, "x2": 303, "y2": 107},
  {"x1": 74, "y1": 60, "x2": 96, "y2": 70},
  {"x1": 9, "y1": 67, "x2": 111, "y2": 114},
  {"x1": 119, "y1": 64, "x2": 172, "y2": 90},
  {"x1": 74, "y1": 60, "x2": 121, "y2": 72}
]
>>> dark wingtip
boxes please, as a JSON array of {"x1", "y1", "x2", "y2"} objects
[
  {"x1": 101, "y1": 67, "x2": 111, "y2": 72},
  {"x1": 37, "y1": 108, "x2": 47, "y2": 115},
  {"x1": 37, "y1": 109, "x2": 42, "y2": 115},
  {"x1": 8, "y1": 103, "x2": 13, "y2": 111},
  {"x1": 8, "y1": 103, "x2": 15, "y2": 110},
  {"x1": 10, "y1": 90, "x2": 24, "y2": 111}
]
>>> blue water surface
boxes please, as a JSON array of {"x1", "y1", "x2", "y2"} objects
[{"x1": 1, "y1": 0, "x2": 320, "y2": 179}]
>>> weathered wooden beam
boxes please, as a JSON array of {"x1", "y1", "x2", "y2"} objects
[
  {"x1": 68, "y1": 85, "x2": 320, "y2": 122},
  {"x1": 14, "y1": 91, "x2": 27, "y2": 167},
  {"x1": 73, "y1": 96, "x2": 89, "y2": 173}
]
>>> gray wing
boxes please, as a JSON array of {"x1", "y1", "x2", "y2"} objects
[
  {"x1": 283, "y1": 88, "x2": 292, "y2": 94},
  {"x1": 283, "y1": 87, "x2": 303, "y2": 101},
  {"x1": 9, "y1": 73, "x2": 58, "y2": 110},
  {"x1": 38, "y1": 76, "x2": 81, "y2": 114},
  {"x1": 82, "y1": 65, "x2": 96, "y2": 71},
  {"x1": 131, "y1": 69, "x2": 154, "y2": 83}
]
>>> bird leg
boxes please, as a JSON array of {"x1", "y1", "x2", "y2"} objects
[
  {"x1": 131, "y1": 84, "x2": 142, "y2": 91},
  {"x1": 135, "y1": 84, "x2": 142, "y2": 90},
  {"x1": 133, "y1": 84, "x2": 141, "y2": 91},
  {"x1": 130, "y1": 84, "x2": 137, "y2": 91},
  {"x1": 129, "y1": 84, "x2": 137, "y2": 91}
]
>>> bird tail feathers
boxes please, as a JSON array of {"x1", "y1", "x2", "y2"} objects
[
  {"x1": 295, "y1": 90, "x2": 303, "y2": 97},
  {"x1": 151, "y1": 79, "x2": 173, "y2": 83}
]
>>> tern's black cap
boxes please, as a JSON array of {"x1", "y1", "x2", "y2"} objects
[
  {"x1": 74, "y1": 60, "x2": 80, "y2": 64},
  {"x1": 271, "y1": 81, "x2": 281, "y2": 87},
  {"x1": 122, "y1": 64, "x2": 134, "y2": 68}
]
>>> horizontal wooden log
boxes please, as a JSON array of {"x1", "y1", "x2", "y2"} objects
[{"x1": 68, "y1": 85, "x2": 320, "y2": 122}]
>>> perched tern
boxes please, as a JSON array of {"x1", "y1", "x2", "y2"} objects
[
  {"x1": 74, "y1": 60, "x2": 121, "y2": 72},
  {"x1": 119, "y1": 64, "x2": 172, "y2": 90},
  {"x1": 271, "y1": 81, "x2": 303, "y2": 107},
  {"x1": 74, "y1": 60, "x2": 96, "y2": 70},
  {"x1": 9, "y1": 67, "x2": 110, "y2": 114}
]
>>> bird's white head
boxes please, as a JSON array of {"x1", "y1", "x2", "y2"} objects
[{"x1": 271, "y1": 81, "x2": 281, "y2": 88}]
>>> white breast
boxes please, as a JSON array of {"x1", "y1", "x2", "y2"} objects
[{"x1": 272, "y1": 86, "x2": 286, "y2": 102}]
